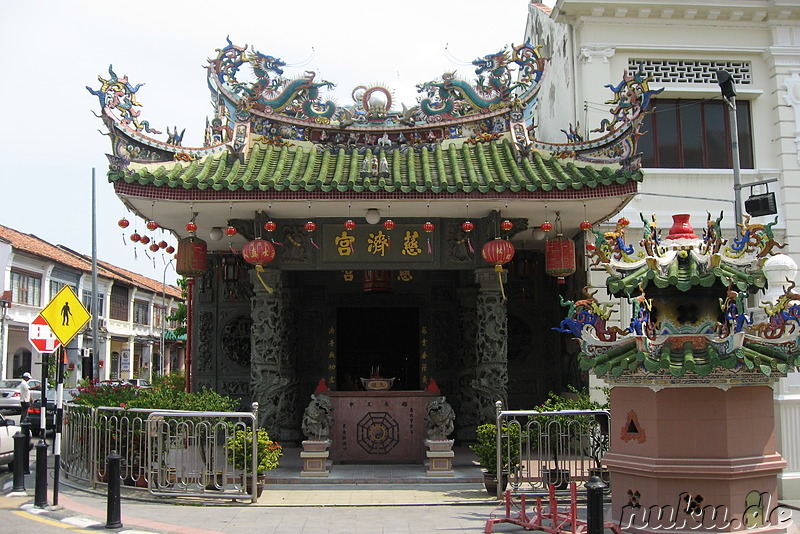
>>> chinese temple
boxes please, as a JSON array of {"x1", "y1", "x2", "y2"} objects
[
  {"x1": 562, "y1": 212, "x2": 798, "y2": 530},
  {"x1": 89, "y1": 38, "x2": 658, "y2": 444}
]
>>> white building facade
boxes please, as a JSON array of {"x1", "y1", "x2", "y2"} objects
[
  {"x1": 526, "y1": 0, "x2": 800, "y2": 498},
  {"x1": 0, "y1": 225, "x2": 184, "y2": 387}
]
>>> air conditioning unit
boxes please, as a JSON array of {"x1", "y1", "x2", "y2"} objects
[{"x1": 98, "y1": 318, "x2": 108, "y2": 332}]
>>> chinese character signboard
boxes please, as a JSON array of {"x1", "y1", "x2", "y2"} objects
[{"x1": 321, "y1": 224, "x2": 437, "y2": 264}]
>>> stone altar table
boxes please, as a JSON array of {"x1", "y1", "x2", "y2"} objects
[{"x1": 329, "y1": 391, "x2": 438, "y2": 463}]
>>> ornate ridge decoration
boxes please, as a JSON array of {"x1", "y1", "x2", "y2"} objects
[
  {"x1": 557, "y1": 213, "x2": 799, "y2": 381},
  {"x1": 88, "y1": 38, "x2": 659, "y2": 178}
]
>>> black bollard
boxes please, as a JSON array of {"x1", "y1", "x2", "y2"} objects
[
  {"x1": 105, "y1": 452, "x2": 123, "y2": 529},
  {"x1": 20, "y1": 420, "x2": 31, "y2": 474},
  {"x1": 33, "y1": 440, "x2": 48, "y2": 508},
  {"x1": 585, "y1": 475, "x2": 607, "y2": 534},
  {"x1": 12, "y1": 430, "x2": 25, "y2": 492}
]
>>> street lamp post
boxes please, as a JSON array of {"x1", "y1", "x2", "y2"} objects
[
  {"x1": 716, "y1": 69, "x2": 743, "y2": 228},
  {"x1": 160, "y1": 259, "x2": 175, "y2": 376}
]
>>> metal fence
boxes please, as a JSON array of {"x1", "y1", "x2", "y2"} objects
[
  {"x1": 495, "y1": 400, "x2": 611, "y2": 499},
  {"x1": 61, "y1": 403, "x2": 259, "y2": 502}
]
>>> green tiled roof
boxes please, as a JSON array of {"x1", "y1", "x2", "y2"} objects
[
  {"x1": 579, "y1": 339, "x2": 799, "y2": 378},
  {"x1": 606, "y1": 255, "x2": 767, "y2": 296},
  {"x1": 109, "y1": 140, "x2": 643, "y2": 194}
]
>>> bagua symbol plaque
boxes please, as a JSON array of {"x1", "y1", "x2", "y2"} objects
[{"x1": 356, "y1": 412, "x2": 400, "y2": 454}]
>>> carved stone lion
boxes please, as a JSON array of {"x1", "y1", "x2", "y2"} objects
[
  {"x1": 425, "y1": 396, "x2": 455, "y2": 440},
  {"x1": 301, "y1": 393, "x2": 333, "y2": 440}
]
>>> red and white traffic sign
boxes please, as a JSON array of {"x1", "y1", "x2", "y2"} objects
[{"x1": 28, "y1": 315, "x2": 62, "y2": 353}]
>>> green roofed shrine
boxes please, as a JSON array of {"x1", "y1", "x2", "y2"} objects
[{"x1": 90, "y1": 37, "x2": 660, "y2": 444}]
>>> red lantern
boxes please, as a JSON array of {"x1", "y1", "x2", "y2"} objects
[
  {"x1": 264, "y1": 221, "x2": 277, "y2": 232},
  {"x1": 149, "y1": 243, "x2": 160, "y2": 252},
  {"x1": 580, "y1": 220, "x2": 592, "y2": 230},
  {"x1": 118, "y1": 218, "x2": 130, "y2": 229},
  {"x1": 305, "y1": 221, "x2": 317, "y2": 232},
  {"x1": 176, "y1": 236, "x2": 208, "y2": 277},
  {"x1": 546, "y1": 236, "x2": 576, "y2": 284},
  {"x1": 140, "y1": 235, "x2": 151, "y2": 245},
  {"x1": 383, "y1": 219, "x2": 395, "y2": 231},
  {"x1": 242, "y1": 238, "x2": 276, "y2": 267},
  {"x1": 462, "y1": 221, "x2": 474, "y2": 232},
  {"x1": 146, "y1": 220, "x2": 159, "y2": 231},
  {"x1": 225, "y1": 226, "x2": 238, "y2": 237},
  {"x1": 165, "y1": 245, "x2": 175, "y2": 254},
  {"x1": 618, "y1": 217, "x2": 630, "y2": 227},
  {"x1": 541, "y1": 221, "x2": 553, "y2": 232},
  {"x1": 242, "y1": 238, "x2": 276, "y2": 293},
  {"x1": 129, "y1": 232, "x2": 141, "y2": 242},
  {"x1": 423, "y1": 221, "x2": 435, "y2": 233},
  {"x1": 185, "y1": 222, "x2": 197, "y2": 233},
  {"x1": 586, "y1": 242, "x2": 596, "y2": 251},
  {"x1": 158, "y1": 240, "x2": 168, "y2": 249},
  {"x1": 344, "y1": 219, "x2": 356, "y2": 230},
  {"x1": 501, "y1": 220, "x2": 513, "y2": 231},
  {"x1": 481, "y1": 238, "x2": 516, "y2": 299}
]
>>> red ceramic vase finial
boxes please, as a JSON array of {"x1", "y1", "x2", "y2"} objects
[{"x1": 665, "y1": 214, "x2": 698, "y2": 240}]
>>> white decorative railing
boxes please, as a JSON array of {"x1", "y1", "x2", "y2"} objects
[
  {"x1": 495, "y1": 401, "x2": 611, "y2": 499},
  {"x1": 61, "y1": 403, "x2": 260, "y2": 503}
]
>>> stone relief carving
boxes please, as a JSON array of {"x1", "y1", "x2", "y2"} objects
[
  {"x1": 472, "y1": 278, "x2": 508, "y2": 423},
  {"x1": 250, "y1": 270, "x2": 300, "y2": 441},
  {"x1": 281, "y1": 225, "x2": 312, "y2": 264},
  {"x1": 221, "y1": 380, "x2": 250, "y2": 397},
  {"x1": 196, "y1": 310, "x2": 214, "y2": 374},
  {"x1": 220, "y1": 316, "x2": 253, "y2": 368},
  {"x1": 446, "y1": 223, "x2": 475, "y2": 264}
]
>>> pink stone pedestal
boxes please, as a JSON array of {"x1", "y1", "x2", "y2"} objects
[
  {"x1": 604, "y1": 385, "x2": 788, "y2": 533},
  {"x1": 425, "y1": 439, "x2": 455, "y2": 477},
  {"x1": 300, "y1": 440, "x2": 332, "y2": 477}
]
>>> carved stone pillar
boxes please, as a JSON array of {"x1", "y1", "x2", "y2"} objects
[
  {"x1": 250, "y1": 269, "x2": 299, "y2": 441},
  {"x1": 472, "y1": 268, "x2": 509, "y2": 424}
]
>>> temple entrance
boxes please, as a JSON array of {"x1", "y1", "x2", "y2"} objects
[{"x1": 336, "y1": 307, "x2": 420, "y2": 391}]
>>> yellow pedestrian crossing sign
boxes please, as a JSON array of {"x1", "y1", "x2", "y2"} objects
[{"x1": 40, "y1": 286, "x2": 92, "y2": 346}]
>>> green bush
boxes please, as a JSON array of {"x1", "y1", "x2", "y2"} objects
[
  {"x1": 532, "y1": 385, "x2": 608, "y2": 470},
  {"x1": 470, "y1": 423, "x2": 524, "y2": 476},
  {"x1": 226, "y1": 428, "x2": 283, "y2": 474},
  {"x1": 74, "y1": 372, "x2": 236, "y2": 412}
]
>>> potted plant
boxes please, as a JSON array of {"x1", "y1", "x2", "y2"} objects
[
  {"x1": 470, "y1": 423, "x2": 524, "y2": 495},
  {"x1": 225, "y1": 427, "x2": 283, "y2": 497}
]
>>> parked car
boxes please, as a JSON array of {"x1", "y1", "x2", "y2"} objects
[
  {"x1": 0, "y1": 378, "x2": 42, "y2": 414},
  {"x1": 0, "y1": 413, "x2": 16, "y2": 469},
  {"x1": 28, "y1": 388, "x2": 79, "y2": 435},
  {"x1": 123, "y1": 379, "x2": 151, "y2": 388}
]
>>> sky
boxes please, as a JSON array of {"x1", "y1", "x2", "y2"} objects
[{"x1": 0, "y1": 0, "x2": 542, "y2": 285}]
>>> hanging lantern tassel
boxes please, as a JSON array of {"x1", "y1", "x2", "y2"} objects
[
  {"x1": 423, "y1": 221, "x2": 435, "y2": 254},
  {"x1": 254, "y1": 265, "x2": 274, "y2": 294},
  {"x1": 467, "y1": 236, "x2": 474, "y2": 253},
  {"x1": 481, "y1": 238, "x2": 515, "y2": 301},
  {"x1": 494, "y1": 264, "x2": 506, "y2": 300}
]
